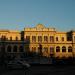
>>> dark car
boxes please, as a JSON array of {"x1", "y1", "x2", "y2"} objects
[{"x1": 7, "y1": 60, "x2": 30, "y2": 69}]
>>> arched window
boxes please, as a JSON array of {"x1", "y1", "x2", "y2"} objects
[
  {"x1": 7, "y1": 45, "x2": 11, "y2": 52},
  {"x1": 68, "y1": 46, "x2": 72, "y2": 52},
  {"x1": 13, "y1": 45, "x2": 17, "y2": 52},
  {"x1": 56, "y1": 46, "x2": 60, "y2": 52},
  {"x1": 19, "y1": 45, "x2": 24, "y2": 52},
  {"x1": 62, "y1": 46, "x2": 66, "y2": 52}
]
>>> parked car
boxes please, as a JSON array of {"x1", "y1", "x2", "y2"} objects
[{"x1": 7, "y1": 60, "x2": 30, "y2": 69}]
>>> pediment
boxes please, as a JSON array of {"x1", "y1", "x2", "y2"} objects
[{"x1": 36, "y1": 24, "x2": 45, "y2": 29}]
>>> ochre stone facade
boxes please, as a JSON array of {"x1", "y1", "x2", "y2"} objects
[{"x1": 0, "y1": 24, "x2": 75, "y2": 58}]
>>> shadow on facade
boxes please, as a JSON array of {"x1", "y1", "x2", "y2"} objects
[
  {"x1": 0, "y1": 31, "x2": 75, "y2": 65},
  {"x1": 66, "y1": 31, "x2": 73, "y2": 41},
  {"x1": 53, "y1": 56, "x2": 75, "y2": 64},
  {"x1": 0, "y1": 32, "x2": 43, "y2": 66},
  {"x1": 0, "y1": 31, "x2": 31, "y2": 66}
]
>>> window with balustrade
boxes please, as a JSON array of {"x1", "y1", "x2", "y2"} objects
[
  {"x1": 50, "y1": 36, "x2": 54, "y2": 42},
  {"x1": 26, "y1": 36, "x2": 30, "y2": 42},
  {"x1": 32, "y1": 36, "x2": 36, "y2": 42},
  {"x1": 44, "y1": 36, "x2": 48, "y2": 42},
  {"x1": 38, "y1": 36, "x2": 42, "y2": 42},
  {"x1": 26, "y1": 36, "x2": 30, "y2": 40}
]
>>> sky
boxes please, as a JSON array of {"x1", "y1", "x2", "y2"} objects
[{"x1": 0, "y1": 0, "x2": 75, "y2": 31}]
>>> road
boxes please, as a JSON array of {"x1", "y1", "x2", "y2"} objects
[{"x1": 0, "y1": 65, "x2": 75, "y2": 75}]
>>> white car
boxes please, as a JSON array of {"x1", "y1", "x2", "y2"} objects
[{"x1": 7, "y1": 60, "x2": 30, "y2": 69}]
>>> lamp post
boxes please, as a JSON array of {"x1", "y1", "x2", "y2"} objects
[{"x1": 39, "y1": 44, "x2": 42, "y2": 64}]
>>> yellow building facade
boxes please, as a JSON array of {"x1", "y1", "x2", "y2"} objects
[{"x1": 0, "y1": 24, "x2": 75, "y2": 58}]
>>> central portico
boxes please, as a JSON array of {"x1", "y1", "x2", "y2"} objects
[{"x1": 24, "y1": 24, "x2": 56, "y2": 57}]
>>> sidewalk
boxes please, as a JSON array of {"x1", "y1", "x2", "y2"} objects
[
  {"x1": 0, "y1": 65, "x2": 8, "y2": 75},
  {"x1": 25, "y1": 57, "x2": 52, "y2": 64}
]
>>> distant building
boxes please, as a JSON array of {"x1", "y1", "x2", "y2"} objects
[{"x1": 0, "y1": 24, "x2": 75, "y2": 58}]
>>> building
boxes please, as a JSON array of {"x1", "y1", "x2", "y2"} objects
[{"x1": 0, "y1": 24, "x2": 75, "y2": 58}]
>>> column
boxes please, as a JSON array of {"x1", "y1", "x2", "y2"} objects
[
  {"x1": 36, "y1": 33, "x2": 38, "y2": 43},
  {"x1": 48, "y1": 34, "x2": 49, "y2": 43},
  {"x1": 42, "y1": 34, "x2": 44, "y2": 43}
]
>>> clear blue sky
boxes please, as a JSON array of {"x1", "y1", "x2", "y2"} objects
[{"x1": 0, "y1": 0, "x2": 75, "y2": 31}]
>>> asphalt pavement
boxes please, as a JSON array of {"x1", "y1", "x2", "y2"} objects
[{"x1": 0, "y1": 65, "x2": 75, "y2": 75}]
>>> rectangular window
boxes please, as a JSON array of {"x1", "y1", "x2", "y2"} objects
[
  {"x1": 32, "y1": 36, "x2": 36, "y2": 42},
  {"x1": 56, "y1": 37, "x2": 58, "y2": 41},
  {"x1": 67, "y1": 36, "x2": 72, "y2": 41},
  {"x1": 62, "y1": 37, "x2": 64, "y2": 41},
  {"x1": 26, "y1": 36, "x2": 30, "y2": 40},
  {"x1": 44, "y1": 36, "x2": 48, "y2": 42},
  {"x1": 10, "y1": 37, "x2": 12, "y2": 41},
  {"x1": 67, "y1": 32, "x2": 72, "y2": 41},
  {"x1": 16, "y1": 37, "x2": 18, "y2": 41},
  {"x1": 50, "y1": 47, "x2": 54, "y2": 54},
  {"x1": 38, "y1": 36, "x2": 42, "y2": 42},
  {"x1": 50, "y1": 36, "x2": 54, "y2": 42},
  {"x1": 74, "y1": 36, "x2": 75, "y2": 42}
]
